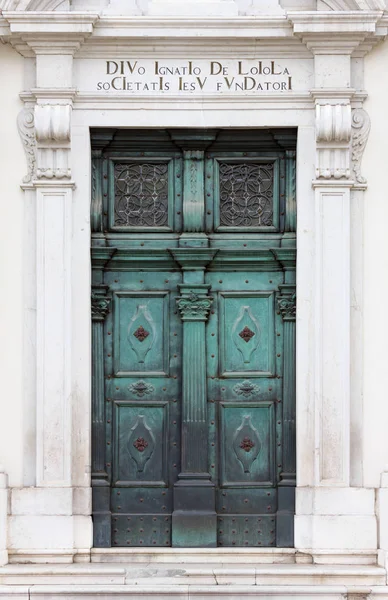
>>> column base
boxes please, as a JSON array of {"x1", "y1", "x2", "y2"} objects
[
  {"x1": 172, "y1": 480, "x2": 217, "y2": 547},
  {"x1": 295, "y1": 487, "x2": 377, "y2": 550}
]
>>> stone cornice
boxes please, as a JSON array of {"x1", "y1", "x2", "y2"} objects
[{"x1": 1, "y1": 10, "x2": 386, "y2": 58}]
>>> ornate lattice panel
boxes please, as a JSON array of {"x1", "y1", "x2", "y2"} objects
[
  {"x1": 218, "y1": 162, "x2": 274, "y2": 228},
  {"x1": 114, "y1": 162, "x2": 169, "y2": 227}
]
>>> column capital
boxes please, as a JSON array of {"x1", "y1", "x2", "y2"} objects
[
  {"x1": 176, "y1": 285, "x2": 213, "y2": 322},
  {"x1": 277, "y1": 287, "x2": 296, "y2": 322},
  {"x1": 91, "y1": 286, "x2": 111, "y2": 322}
]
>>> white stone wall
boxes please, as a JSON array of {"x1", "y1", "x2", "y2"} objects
[
  {"x1": 0, "y1": 43, "x2": 25, "y2": 488},
  {"x1": 363, "y1": 38, "x2": 388, "y2": 490}
]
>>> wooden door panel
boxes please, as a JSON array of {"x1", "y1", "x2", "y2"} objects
[
  {"x1": 219, "y1": 402, "x2": 275, "y2": 486},
  {"x1": 112, "y1": 401, "x2": 169, "y2": 486},
  {"x1": 219, "y1": 292, "x2": 275, "y2": 377},
  {"x1": 113, "y1": 292, "x2": 170, "y2": 376}
]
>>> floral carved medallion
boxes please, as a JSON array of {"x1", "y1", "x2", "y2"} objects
[
  {"x1": 239, "y1": 326, "x2": 255, "y2": 343},
  {"x1": 133, "y1": 326, "x2": 150, "y2": 342},
  {"x1": 240, "y1": 437, "x2": 255, "y2": 452},
  {"x1": 133, "y1": 437, "x2": 148, "y2": 452},
  {"x1": 129, "y1": 380, "x2": 154, "y2": 397}
]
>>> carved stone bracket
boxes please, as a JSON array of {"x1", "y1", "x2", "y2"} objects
[
  {"x1": 17, "y1": 107, "x2": 37, "y2": 184},
  {"x1": 351, "y1": 108, "x2": 371, "y2": 185},
  {"x1": 91, "y1": 287, "x2": 111, "y2": 321},
  {"x1": 34, "y1": 103, "x2": 72, "y2": 180},
  {"x1": 315, "y1": 103, "x2": 352, "y2": 180}
]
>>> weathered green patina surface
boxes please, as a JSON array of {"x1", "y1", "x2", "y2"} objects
[{"x1": 91, "y1": 129, "x2": 296, "y2": 548}]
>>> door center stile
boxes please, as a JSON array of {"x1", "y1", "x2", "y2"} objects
[{"x1": 169, "y1": 131, "x2": 219, "y2": 546}]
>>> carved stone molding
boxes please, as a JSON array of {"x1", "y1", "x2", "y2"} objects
[
  {"x1": 35, "y1": 104, "x2": 71, "y2": 143},
  {"x1": 34, "y1": 103, "x2": 72, "y2": 180},
  {"x1": 316, "y1": 148, "x2": 351, "y2": 180},
  {"x1": 0, "y1": 0, "x2": 68, "y2": 8},
  {"x1": 315, "y1": 103, "x2": 352, "y2": 180},
  {"x1": 316, "y1": 104, "x2": 351, "y2": 143},
  {"x1": 351, "y1": 108, "x2": 371, "y2": 185},
  {"x1": 17, "y1": 107, "x2": 37, "y2": 184},
  {"x1": 319, "y1": 0, "x2": 385, "y2": 9}
]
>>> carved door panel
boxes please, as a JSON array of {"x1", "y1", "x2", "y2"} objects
[{"x1": 91, "y1": 129, "x2": 296, "y2": 548}]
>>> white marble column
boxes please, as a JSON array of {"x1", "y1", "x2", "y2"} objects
[
  {"x1": 288, "y1": 12, "x2": 379, "y2": 559},
  {"x1": 8, "y1": 17, "x2": 96, "y2": 560},
  {"x1": 0, "y1": 466, "x2": 8, "y2": 566}
]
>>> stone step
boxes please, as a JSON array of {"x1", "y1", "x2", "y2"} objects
[
  {"x1": 0, "y1": 563, "x2": 385, "y2": 586},
  {"x1": 89, "y1": 548, "x2": 378, "y2": 565},
  {"x1": 1, "y1": 584, "x2": 388, "y2": 600}
]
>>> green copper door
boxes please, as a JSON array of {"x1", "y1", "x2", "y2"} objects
[{"x1": 91, "y1": 129, "x2": 296, "y2": 548}]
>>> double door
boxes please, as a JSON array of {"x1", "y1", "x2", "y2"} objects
[{"x1": 91, "y1": 129, "x2": 296, "y2": 548}]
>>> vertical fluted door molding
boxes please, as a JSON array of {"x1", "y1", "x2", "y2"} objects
[
  {"x1": 277, "y1": 287, "x2": 296, "y2": 484},
  {"x1": 172, "y1": 279, "x2": 217, "y2": 547},
  {"x1": 176, "y1": 285, "x2": 213, "y2": 476},
  {"x1": 91, "y1": 286, "x2": 111, "y2": 547}
]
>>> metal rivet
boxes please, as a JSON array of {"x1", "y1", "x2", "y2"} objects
[
  {"x1": 165, "y1": 279, "x2": 169, "y2": 283},
  {"x1": 140, "y1": 498, "x2": 144, "y2": 502},
  {"x1": 107, "y1": 354, "x2": 111, "y2": 357},
  {"x1": 117, "y1": 491, "x2": 121, "y2": 495},
  {"x1": 207, "y1": 211, "x2": 211, "y2": 215},
  {"x1": 244, "y1": 499, "x2": 248, "y2": 503},
  {"x1": 269, "y1": 387, "x2": 272, "y2": 391},
  {"x1": 141, "y1": 243, "x2": 144, "y2": 246},
  {"x1": 211, "y1": 421, "x2": 215, "y2": 425},
  {"x1": 211, "y1": 443, "x2": 215, "y2": 446},
  {"x1": 108, "y1": 332, "x2": 111, "y2": 335},
  {"x1": 107, "y1": 442, "x2": 110, "y2": 445},
  {"x1": 269, "y1": 280, "x2": 273, "y2": 283},
  {"x1": 277, "y1": 333, "x2": 280, "y2": 336},
  {"x1": 107, "y1": 419, "x2": 111, "y2": 423},
  {"x1": 211, "y1": 354, "x2": 215, "y2": 358},
  {"x1": 177, "y1": 211, "x2": 181, "y2": 215},
  {"x1": 163, "y1": 387, "x2": 166, "y2": 391},
  {"x1": 245, "y1": 280, "x2": 249, "y2": 283},
  {"x1": 277, "y1": 354, "x2": 281, "y2": 357},
  {"x1": 173, "y1": 420, "x2": 176, "y2": 424}
]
